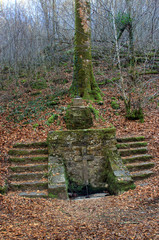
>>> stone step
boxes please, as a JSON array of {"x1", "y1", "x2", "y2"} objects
[
  {"x1": 13, "y1": 142, "x2": 47, "y2": 149},
  {"x1": 117, "y1": 136, "x2": 145, "y2": 143},
  {"x1": 9, "y1": 172, "x2": 47, "y2": 181},
  {"x1": 122, "y1": 154, "x2": 152, "y2": 164},
  {"x1": 119, "y1": 147, "x2": 148, "y2": 157},
  {"x1": 9, "y1": 164, "x2": 48, "y2": 173},
  {"x1": 130, "y1": 170, "x2": 154, "y2": 181},
  {"x1": 8, "y1": 149, "x2": 48, "y2": 156},
  {"x1": 116, "y1": 141, "x2": 147, "y2": 149},
  {"x1": 126, "y1": 162, "x2": 155, "y2": 172},
  {"x1": 19, "y1": 191, "x2": 48, "y2": 198},
  {"x1": 9, "y1": 156, "x2": 48, "y2": 164},
  {"x1": 10, "y1": 180, "x2": 48, "y2": 191}
]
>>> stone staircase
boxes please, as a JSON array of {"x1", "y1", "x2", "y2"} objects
[
  {"x1": 7, "y1": 136, "x2": 155, "y2": 198},
  {"x1": 117, "y1": 136, "x2": 155, "y2": 181},
  {"x1": 8, "y1": 142, "x2": 49, "y2": 198}
]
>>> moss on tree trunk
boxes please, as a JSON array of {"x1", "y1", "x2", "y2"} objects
[{"x1": 70, "y1": 0, "x2": 102, "y2": 101}]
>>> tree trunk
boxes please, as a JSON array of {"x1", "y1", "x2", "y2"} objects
[
  {"x1": 70, "y1": 0, "x2": 102, "y2": 101},
  {"x1": 126, "y1": 0, "x2": 136, "y2": 83}
]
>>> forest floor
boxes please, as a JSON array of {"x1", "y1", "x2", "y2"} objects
[{"x1": 0, "y1": 61, "x2": 158, "y2": 239}]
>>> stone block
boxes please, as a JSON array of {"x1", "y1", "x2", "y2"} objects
[
  {"x1": 73, "y1": 97, "x2": 83, "y2": 106},
  {"x1": 65, "y1": 106, "x2": 93, "y2": 129}
]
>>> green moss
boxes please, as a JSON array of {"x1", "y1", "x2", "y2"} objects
[
  {"x1": 132, "y1": 171, "x2": 153, "y2": 181},
  {"x1": 0, "y1": 183, "x2": 8, "y2": 194},
  {"x1": 122, "y1": 154, "x2": 152, "y2": 164},
  {"x1": 116, "y1": 142, "x2": 147, "y2": 149},
  {"x1": 117, "y1": 136, "x2": 145, "y2": 142},
  {"x1": 119, "y1": 148, "x2": 147, "y2": 157},
  {"x1": 10, "y1": 165, "x2": 48, "y2": 172},
  {"x1": 89, "y1": 104, "x2": 100, "y2": 119},
  {"x1": 48, "y1": 193, "x2": 58, "y2": 198},
  {"x1": 127, "y1": 162, "x2": 154, "y2": 171},
  {"x1": 48, "y1": 186, "x2": 68, "y2": 200},
  {"x1": 11, "y1": 182, "x2": 48, "y2": 191},
  {"x1": 13, "y1": 142, "x2": 47, "y2": 148},
  {"x1": 9, "y1": 149, "x2": 48, "y2": 156},
  {"x1": 9, "y1": 156, "x2": 48, "y2": 165}
]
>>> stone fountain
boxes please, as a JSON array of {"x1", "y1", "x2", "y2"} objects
[{"x1": 47, "y1": 98, "x2": 135, "y2": 199}]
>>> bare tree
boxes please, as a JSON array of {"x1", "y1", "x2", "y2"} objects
[{"x1": 0, "y1": 0, "x2": 158, "y2": 81}]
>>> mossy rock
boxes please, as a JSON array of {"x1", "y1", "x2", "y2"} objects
[{"x1": 65, "y1": 107, "x2": 93, "y2": 129}]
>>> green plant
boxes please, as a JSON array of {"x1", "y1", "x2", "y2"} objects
[
  {"x1": 31, "y1": 78, "x2": 47, "y2": 90},
  {"x1": 126, "y1": 108, "x2": 144, "y2": 122},
  {"x1": 46, "y1": 99, "x2": 59, "y2": 107},
  {"x1": 0, "y1": 106, "x2": 5, "y2": 114},
  {"x1": 0, "y1": 180, "x2": 8, "y2": 194},
  {"x1": 111, "y1": 97, "x2": 116, "y2": 100},
  {"x1": 96, "y1": 70, "x2": 104, "y2": 76},
  {"x1": 21, "y1": 79, "x2": 27, "y2": 83},
  {"x1": 47, "y1": 114, "x2": 58, "y2": 124},
  {"x1": 43, "y1": 172, "x2": 49, "y2": 178},
  {"x1": 30, "y1": 91, "x2": 41, "y2": 96},
  {"x1": 65, "y1": 69, "x2": 72, "y2": 73},
  {"x1": 111, "y1": 98, "x2": 120, "y2": 109},
  {"x1": 115, "y1": 12, "x2": 132, "y2": 33},
  {"x1": 63, "y1": 79, "x2": 69, "y2": 84},
  {"x1": 33, "y1": 123, "x2": 39, "y2": 129}
]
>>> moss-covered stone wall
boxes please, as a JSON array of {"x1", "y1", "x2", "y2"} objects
[{"x1": 47, "y1": 127, "x2": 135, "y2": 198}]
